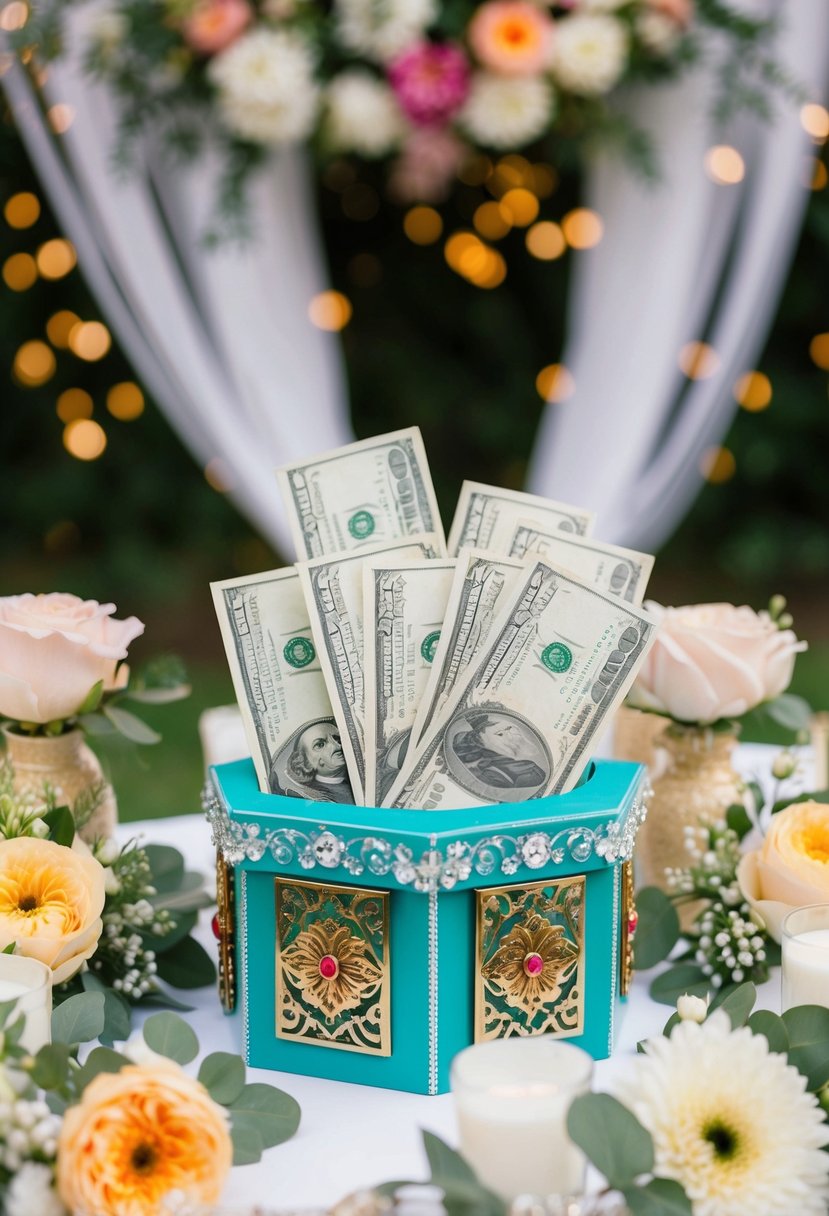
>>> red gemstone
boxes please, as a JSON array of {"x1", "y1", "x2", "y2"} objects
[
  {"x1": 628, "y1": 911, "x2": 639, "y2": 936},
  {"x1": 523, "y1": 952, "x2": 544, "y2": 977},
  {"x1": 211, "y1": 912, "x2": 221, "y2": 941},
  {"x1": 319, "y1": 955, "x2": 339, "y2": 980}
]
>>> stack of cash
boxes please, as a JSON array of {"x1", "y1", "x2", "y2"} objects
[{"x1": 212, "y1": 428, "x2": 658, "y2": 810}]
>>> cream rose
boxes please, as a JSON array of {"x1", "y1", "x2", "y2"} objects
[
  {"x1": 629, "y1": 601, "x2": 805, "y2": 725},
  {"x1": 738, "y1": 801, "x2": 829, "y2": 941},
  {"x1": 0, "y1": 836, "x2": 106, "y2": 984},
  {"x1": 0, "y1": 593, "x2": 144, "y2": 726}
]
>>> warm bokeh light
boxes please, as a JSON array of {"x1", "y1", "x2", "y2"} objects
[
  {"x1": 4, "y1": 191, "x2": 40, "y2": 229},
  {"x1": 809, "y1": 332, "x2": 829, "y2": 370},
  {"x1": 733, "y1": 371, "x2": 772, "y2": 412},
  {"x1": 679, "y1": 341, "x2": 720, "y2": 380},
  {"x1": 704, "y1": 145, "x2": 745, "y2": 185},
  {"x1": 308, "y1": 290, "x2": 353, "y2": 331},
  {"x1": 474, "y1": 201, "x2": 511, "y2": 241},
  {"x1": 205, "y1": 457, "x2": 234, "y2": 492},
  {"x1": 106, "y1": 381, "x2": 145, "y2": 421},
  {"x1": 403, "y1": 206, "x2": 443, "y2": 245},
  {"x1": 499, "y1": 188, "x2": 539, "y2": 228},
  {"x1": 536, "y1": 363, "x2": 575, "y2": 403},
  {"x1": 700, "y1": 445, "x2": 736, "y2": 484},
  {"x1": 531, "y1": 164, "x2": 557, "y2": 198},
  {"x1": 457, "y1": 155, "x2": 492, "y2": 187},
  {"x1": 47, "y1": 103, "x2": 75, "y2": 134},
  {"x1": 13, "y1": 340, "x2": 55, "y2": 387},
  {"x1": 63, "y1": 418, "x2": 107, "y2": 461},
  {"x1": 46, "y1": 309, "x2": 81, "y2": 348},
  {"x1": 2, "y1": 252, "x2": 37, "y2": 291},
  {"x1": 56, "y1": 388, "x2": 94, "y2": 423},
  {"x1": 0, "y1": 2, "x2": 28, "y2": 31},
  {"x1": 69, "y1": 320, "x2": 112, "y2": 361},
  {"x1": 525, "y1": 221, "x2": 566, "y2": 261},
  {"x1": 444, "y1": 232, "x2": 506, "y2": 288},
  {"x1": 561, "y1": 208, "x2": 603, "y2": 249},
  {"x1": 801, "y1": 103, "x2": 829, "y2": 141},
  {"x1": 489, "y1": 155, "x2": 534, "y2": 197},
  {"x1": 808, "y1": 159, "x2": 828, "y2": 191},
  {"x1": 36, "y1": 238, "x2": 77, "y2": 280}
]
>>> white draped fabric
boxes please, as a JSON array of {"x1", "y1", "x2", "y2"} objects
[{"x1": 4, "y1": 2, "x2": 828, "y2": 554}]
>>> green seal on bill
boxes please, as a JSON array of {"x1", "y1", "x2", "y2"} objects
[
  {"x1": 348, "y1": 510, "x2": 375, "y2": 539},
  {"x1": 283, "y1": 636, "x2": 316, "y2": 669},
  {"x1": 541, "y1": 642, "x2": 573, "y2": 673},
  {"x1": 420, "y1": 630, "x2": 441, "y2": 663}
]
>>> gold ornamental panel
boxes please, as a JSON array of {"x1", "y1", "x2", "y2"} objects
[
  {"x1": 275, "y1": 877, "x2": 391, "y2": 1056},
  {"x1": 215, "y1": 850, "x2": 237, "y2": 1014},
  {"x1": 619, "y1": 860, "x2": 636, "y2": 998},
  {"x1": 475, "y1": 875, "x2": 585, "y2": 1042}
]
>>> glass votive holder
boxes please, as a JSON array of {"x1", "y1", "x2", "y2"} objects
[
  {"x1": 0, "y1": 954, "x2": 52, "y2": 1053},
  {"x1": 450, "y1": 1038, "x2": 594, "y2": 1204},
  {"x1": 782, "y1": 904, "x2": 829, "y2": 1011}
]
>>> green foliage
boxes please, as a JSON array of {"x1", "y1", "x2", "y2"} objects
[
  {"x1": 623, "y1": 1179, "x2": 694, "y2": 1215},
  {"x1": 155, "y1": 935, "x2": 216, "y2": 989},
  {"x1": 42, "y1": 804, "x2": 74, "y2": 846},
  {"x1": 632, "y1": 887, "x2": 681, "y2": 971},
  {"x1": 567, "y1": 1093, "x2": 654, "y2": 1188},
  {"x1": 781, "y1": 1006, "x2": 829, "y2": 1091},
  {"x1": 710, "y1": 981, "x2": 756, "y2": 1028},
  {"x1": 198, "y1": 1052, "x2": 246, "y2": 1105},
  {"x1": 228, "y1": 1083, "x2": 302, "y2": 1159},
  {"x1": 650, "y1": 963, "x2": 712, "y2": 1007},
  {"x1": 142, "y1": 1011, "x2": 199, "y2": 1064},
  {"x1": 747, "y1": 1009, "x2": 789, "y2": 1054},
  {"x1": 51, "y1": 991, "x2": 107, "y2": 1045}
]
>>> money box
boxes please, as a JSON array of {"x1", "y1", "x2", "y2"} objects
[{"x1": 204, "y1": 757, "x2": 648, "y2": 1095}]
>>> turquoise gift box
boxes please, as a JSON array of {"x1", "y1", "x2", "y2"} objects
[{"x1": 204, "y1": 758, "x2": 648, "y2": 1095}]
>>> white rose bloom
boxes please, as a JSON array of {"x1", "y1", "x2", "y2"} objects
[
  {"x1": 335, "y1": 0, "x2": 438, "y2": 62},
  {"x1": 208, "y1": 29, "x2": 320, "y2": 145},
  {"x1": 325, "y1": 72, "x2": 406, "y2": 157},
  {"x1": 637, "y1": 9, "x2": 683, "y2": 53},
  {"x1": 552, "y1": 14, "x2": 629, "y2": 96},
  {"x1": 459, "y1": 73, "x2": 554, "y2": 150},
  {"x1": 676, "y1": 992, "x2": 708, "y2": 1023},
  {"x1": 6, "y1": 1163, "x2": 66, "y2": 1216}
]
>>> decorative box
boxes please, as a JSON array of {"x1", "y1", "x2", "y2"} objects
[{"x1": 204, "y1": 758, "x2": 648, "y2": 1095}]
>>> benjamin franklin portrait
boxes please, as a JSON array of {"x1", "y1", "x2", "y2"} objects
[{"x1": 444, "y1": 708, "x2": 550, "y2": 803}]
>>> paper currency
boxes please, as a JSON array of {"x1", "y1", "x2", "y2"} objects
[
  {"x1": 211, "y1": 569, "x2": 355, "y2": 804},
  {"x1": 297, "y1": 534, "x2": 443, "y2": 803},
  {"x1": 447, "y1": 482, "x2": 595, "y2": 557},
  {"x1": 386, "y1": 561, "x2": 656, "y2": 810},
  {"x1": 407, "y1": 549, "x2": 527, "y2": 757},
  {"x1": 363, "y1": 558, "x2": 457, "y2": 806},
  {"x1": 276, "y1": 427, "x2": 446, "y2": 560},
  {"x1": 508, "y1": 523, "x2": 654, "y2": 605}
]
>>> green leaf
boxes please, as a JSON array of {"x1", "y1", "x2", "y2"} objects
[
  {"x1": 772, "y1": 789, "x2": 829, "y2": 815},
  {"x1": 42, "y1": 804, "x2": 75, "y2": 847},
  {"x1": 30, "y1": 1042, "x2": 71, "y2": 1090},
  {"x1": 230, "y1": 1084, "x2": 301, "y2": 1149},
  {"x1": 632, "y1": 888, "x2": 681, "y2": 971},
  {"x1": 143, "y1": 844, "x2": 185, "y2": 894},
  {"x1": 199, "y1": 1052, "x2": 246, "y2": 1106},
  {"x1": 76, "y1": 679, "x2": 104, "y2": 715},
  {"x1": 782, "y1": 1005, "x2": 829, "y2": 1090},
  {"x1": 748, "y1": 1010, "x2": 789, "y2": 1054},
  {"x1": 80, "y1": 973, "x2": 131, "y2": 1041},
  {"x1": 231, "y1": 1123, "x2": 264, "y2": 1166},
  {"x1": 76, "y1": 1047, "x2": 129, "y2": 1090},
  {"x1": 623, "y1": 1179, "x2": 693, "y2": 1215},
  {"x1": 143, "y1": 1011, "x2": 199, "y2": 1064},
  {"x1": 566, "y1": 1093, "x2": 654, "y2": 1188},
  {"x1": 103, "y1": 704, "x2": 162, "y2": 745},
  {"x1": 712, "y1": 982, "x2": 756, "y2": 1028},
  {"x1": 423, "y1": 1131, "x2": 479, "y2": 1186},
  {"x1": 124, "y1": 684, "x2": 191, "y2": 705},
  {"x1": 135, "y1": 991, "x2": 194, "y2": 1013},
  {"x1": 661, "y1": 1011, "x2": 681, "y2": 1038},
  {"x1": 725, "y1": 802, "x2": 753, "y2": 841},
  {"x1": 764, "y1": 693, "x2": 812, "y2": 732},
  {"x1": 77, "y1": 712, "x2": 117, "y2": 737},
  {"x1": 1, "y1": 942, "x2": 16, "y2": 955},
  {"x1": 155, "y1": 935, "x2": 216, "y2": 990},
  {"x1": 649, "y1": 964, "x2": 710, "y2": 1007},
  {"x1": 52, "y1": 992, "x2": 106, "y2": 1045}
]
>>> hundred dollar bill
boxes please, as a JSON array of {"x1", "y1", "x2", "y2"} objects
[
  {"x1": 508, "y1": 522, "x2": 654, "y2": 605},
  {"x1": 363, "y1": 558, "x2": 457, "y2": 807},
  {"x1": 447, "y1": 482, "x2": 595, "y2": 557},
  {"x1": 211, "y1": 569, "x2": 355, "y2": 804},
  {"x1": 406, "y1": 549, "x2": 527, "y2": 758},
  {"x1": 297, "y1": 534, "x2": 442, "y2": 804},
  {"x1": 276, "y1": 427, "x2": 446, "y2": 560},
  {"x1": 386, "y1": 560, "x2": 657, "y2": 810}
]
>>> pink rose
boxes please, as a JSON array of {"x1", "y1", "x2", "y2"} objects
[
  {"x1": 629, "y1": 602, "x2": 806, "y2": 725},
  {"x1": 181, "y1": 0, "x2": 252, "y2": 56},
  {"x1": 388, "y1": 126, "x2": 468, "y2": 203},
  {"x1": 0, "y1": 593, "x2": 144, "y2": 725},
  {"x1": 388, "y1": 43, "x2": 470, "y2": 126}
]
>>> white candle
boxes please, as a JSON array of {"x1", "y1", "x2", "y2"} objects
[
  {"x1": 782, "y1": 906, "x2": 829, "y2": 1011},
  {"x1": 0, "y1": 956, "x2": 52, "y2": 1053},
  {"x1": 451, "y1": 1039, "x2": 593, "y2": 1202}
]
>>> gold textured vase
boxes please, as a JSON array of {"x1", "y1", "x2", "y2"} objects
[{"x1": 3, "y1": 727, "x2": 118, "y2": 841}]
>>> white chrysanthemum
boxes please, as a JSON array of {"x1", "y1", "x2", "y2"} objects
[
  {"x1": 459, "y1": 73, "x2": 554, "y2": 150},
  {"x1": 6, "y1": 1163, "x2": 66, "y2": 1216},
  {"x1": 325, "y1": 71, "x2": 406, "y2": 157},
  {"x1": 626, "y1": 1012, "x2": 829, "y2": 1216},
  {"x1": 636, "y1": 9, "x2": 683, "y2": 54},
  {"x1": 552, "y1": 14, "x2": 629, "y2": 96},
  {"x1": 335, "y1": 0, "x2": 438, "y2": 63},
  {"x1": 208, "y1": 29, "x2": 320, "y2": 145}
]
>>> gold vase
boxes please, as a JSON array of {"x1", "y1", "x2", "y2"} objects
[
  {"x1": 613, "y1": 705, "x2": 670, "y2": 777},
  {"x1": 2, "y1": 727, "x2": 118, "y2": 841}
]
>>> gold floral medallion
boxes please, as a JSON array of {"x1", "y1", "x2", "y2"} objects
[
  {"x1": 275, "y1": 878, "x2": 390, "y2": 1055},
  {"x1": 475, "y1": 875, "x2": 585, "y2": 1042},
  {"x1": 214, "y1": 850, "x2": 236, "y2": 1013},
  {"x1": 619, "y1": 859, "x2": 637, "y2": 997}
]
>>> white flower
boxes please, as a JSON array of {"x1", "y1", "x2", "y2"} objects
[
  {"x1": 676, "y1": 993, "x2": 708, "y2": 1023},
  {"x1": 581, "y1": 0, "x2": 631, "y2": 9},
  {"x1": 325, "y1": 71, "x2": 406, "y2": 157},
  {"x1": 6, "y1": 1163, "x2": 66, "y2": 1216},
  {"x1": 627, "y1": 1012, "x2": 829, "y2": 1216},
  {"x1": 636, "y1": 9, "x2": 683, "y2": 54},
  {"x1": 91, "y1": 8, "x2": 129, "y2": 51},
  {"x1": 335, "y1": 0, "x2": 437, "y2": 62},
  {"x1": 208, "y1": 29, "x2": 320, "y2": 145},
  {"x1": 552, "y1": 14, "x2": 629, "y2": 96},
  {"x1": 459, "y1": 73, "x2": 554, "y2": 150}
]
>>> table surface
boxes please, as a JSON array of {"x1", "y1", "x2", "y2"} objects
[{"x1": 118, "y1": 743, "x2": 804, "y2": 1210}]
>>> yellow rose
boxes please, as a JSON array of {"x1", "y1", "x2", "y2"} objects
[
  {"x1": 737, "y1": 801, "x2": 829, "y2": 942},
  {"x1": 0, "y1": 836, "x2": 105, "y2": 984},
  {"x1": 58, "y1": 1061, "x2": 233, "y2": 1216}
]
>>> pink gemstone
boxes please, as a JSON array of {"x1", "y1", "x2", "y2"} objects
[
  {"x1": 628, "y1": 911, "x2": 639, "y2": 936},
  {"x1": 211, "y1": 912, "x2": 221, "y2": 941},
  {"x1": 319, "y1": 955, "x2": 339, "y2": 980},
  {"x1": 523, "y1": 952, "x2": 544, "y2": 977}
]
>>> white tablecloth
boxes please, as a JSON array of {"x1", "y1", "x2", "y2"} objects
[{"x1": 118, "y1": 744, "x2": 805, "y2": 1210}]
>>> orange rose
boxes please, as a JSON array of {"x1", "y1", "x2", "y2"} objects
[
  {"x1": 738, "y1": 801, "x2": 829, "y2": 941},
  {"x1": 0, "y1": 836, "x2": 105, "y2": 984},
  {"x1": 58, "y1": 1061, "x2": 232, "y2": 1216}
]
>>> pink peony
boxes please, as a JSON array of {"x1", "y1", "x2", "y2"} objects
[
  {"x1": 389, "y1": 126, "x2": 468, "y2": 202},
  {"x1": 388, "y1": 42, "x2": 470, "y2": 127},
  {"x1": 181, "y1": 0, "x2": 252, "y2": 56},
  {"x1": 467, "y1": 1, "x2": 555, "y2": 75}
]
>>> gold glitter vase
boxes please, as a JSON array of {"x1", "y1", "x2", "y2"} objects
[{"x1": 3, "y1": 727, "x2": 118, "y2": 841}]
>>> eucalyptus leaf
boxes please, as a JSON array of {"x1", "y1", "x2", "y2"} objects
[
  {"x1": 124, "y1": 684, "x2": 191, "y2": 705},
  {"x1": 782, "y1": 1005, "x2": 829, "y2": 1090},
  {"x1": 711, "y1": 982, "x2": 756, "y2": 1028},
  {"x1": 143, "y1": 1011, "x2": 199, "y2": 1064},
  {"x1": 103, "y1": 704, "x2": 162, "y2": 745},
  {"x1": 649, "y1": 964, "x2": 710, "y2": 1007},
  {"x1": 622, "y1": 1179, "x2": 693, "y2": 1215},
  {"x1": 77, "y1": 712, "x2": 117, "y2": 737},
  {"x1": 76, "y1": 1046, "x2": 130, "y2": 1089},
  {"x1": 141, "y1": 909, "x2": 198, "y2": 954},
  {"x1": 747, "y1": 1010, "x2": 789, "y2": 1054},
  {"x1": 199, "y1": 1052, "x2": 246, "y2": 1106},
  {"x1": 156, "y1": 935, "x2": 216, "y2": 990},
  {"x1": 231, "y1": 1123, "x2": 264, "y2": 1166},
  {"x1": 772, "y1": 790, "x2": 829, "y2": 815},
  {"x1": 51, "y1": 992, "x2": 106, "y2": 1045},
  {"x1": 725, "y1": 802, "x2": 753, "y2": 841},
  {"x1": 230, "y1": 1083, "x2": 301, "y2": 1148},
  {"x1": 566, "y1": 1093, "x2": 654, "y2": 1188},
  {"x1": 100, "y1": 988, "x2": 132, "y2": 1047},
  {"x1": 632, "y1": 888, "x2": 680, "y2": 971},
  {"x1": 42, "y1": 805, "x2": 75, "y2": 847},
  {"x1": 763, "y1": 693, "x2": 812, "y2": 732},
  {"x1": 30, "y1": 1042, "x2": 71, "y2": 1090},
  {"x1": 143, "y1": 844, "x2": 185, "y2": 894},
  {"x1": 423, "y1": 1131, "x2": 479, "y2": 1186},
  {"x1": 136, "y1": 991, "x2": 195, "y2": 1013}
]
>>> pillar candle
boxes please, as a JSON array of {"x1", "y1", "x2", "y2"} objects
[{"x1": 0, "y1": 955, "x2": 52, "y2": 1053}]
